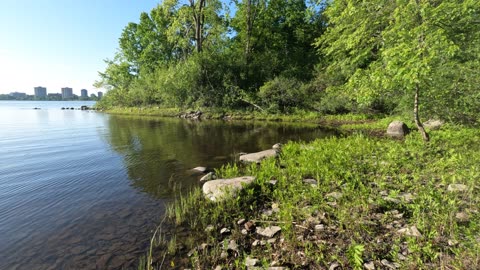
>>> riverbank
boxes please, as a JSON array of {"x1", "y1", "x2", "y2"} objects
[
  {"x1": 137, "y1": 114, "x2": 479, "y2": 269},
  {"x1": 103, "y1": 106, "x2": 379, "y2": 121}
]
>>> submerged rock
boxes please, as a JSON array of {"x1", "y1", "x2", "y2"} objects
[
  {"x1": 387, "y1": 121, "x2": 409, "y2": 138},
  {"x1": 202, "y1": 176, "x2": 255, "y2": 201},
  {"x1": 191, "y1": 166, "x2": 207, "y2": 173}
]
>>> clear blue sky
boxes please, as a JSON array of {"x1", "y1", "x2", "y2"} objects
[{"x1": 0, "y1": 0, "x2": 159, "y2": 95}]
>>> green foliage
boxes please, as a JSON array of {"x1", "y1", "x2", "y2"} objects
[
  {"x1": 157, "y1": 123, "x2": 480, "y2": 268},
  {"x1": 316, "y1": 0, "x2": 480, "y2": 124},
  {"x1": 258, "y1": 76, "x2": 310, "y2": 113},
  {"x1": 347, "y1": 243, "x2": 365, "y2": 270}
]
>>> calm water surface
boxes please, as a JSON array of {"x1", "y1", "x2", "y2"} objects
[{"x1": 0, "y1": 101, "x2": 335, "y2": 269}]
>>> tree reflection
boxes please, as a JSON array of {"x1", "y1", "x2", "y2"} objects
[{"x1": 104, "y1": 116, "x2": 335, "y2": 198}]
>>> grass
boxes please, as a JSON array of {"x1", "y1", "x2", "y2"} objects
[
  {"x1": 144, "y1": 121, "x2": 479, "y2": 269},
  {"x1": 99, "y1": 105, "x2": 381, "y2": 127}
]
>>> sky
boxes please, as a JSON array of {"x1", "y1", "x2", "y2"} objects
[{"x1": 0, "y1": 0, "x2": 159, "y2": 95}]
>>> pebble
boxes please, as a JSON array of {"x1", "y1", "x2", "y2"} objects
[
  {"x1": 314, "y1": 224, "x2": 325, "y2": 231},
  {"x1": 326, "y1": 192, "x2": 343, "y2": 200},
  {"x1": 381, "y1": 259, "x2": 399, "y2": 269},
  {"x1": 227, "y1": 240, "x2": 239, "y2": 253},
  {"x1": 220, "y1": 228, "x2": 231, "y2": 235},
  {"x1": 397, "y1": 225, "x2": 422, "y2": 237},
  {"x1": 256, "y1": 226, "x2": 282, "y2": 238},
  {"x1": 329, "y1": 262, "x2": 340, "y2": 270},
  {"x1": 237, "y1": 218, "x2": 246, "y2": 225},
  {"x1": 447, "y1": 184, "x2": 468, "y2": 192},
  {"x1": 364, "y1": 261, "x2": 375, "y2": 270},
  {"x1": 303, "y1": 178, "x2": 318, "y2": 186},
  {"x1": 205, "y1": 225, "x2": 214, "y2": 232},
  {"x1": 455, "y1": 212, "x2": 469, "y2": 222},
  {"x1": 245, "y1": 257, "x2": 259, "y2": 267}
]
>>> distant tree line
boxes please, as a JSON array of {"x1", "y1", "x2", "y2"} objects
[{"x1": 96, "y1": 0, "x2": 480, "y2": 127}]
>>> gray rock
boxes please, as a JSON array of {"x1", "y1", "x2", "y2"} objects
[
  {"x1": 364, "y1": 261, "x2": 375, "y2": 270},
  {"x1": 220, "y1": 228, "x2": 231, "y2": 235},
  {"x1": 205, "y1": 225, "x2": 214, "y2": 232},
  {"x1": 227, "y1": 240, "x2": 238, "y2": 253},
  {"x1": 329, "y1": 262, "x2": 340, "y2": 270},
  {"x1": 203, "y1": 176, "x2": 255, "y2": 201},
  {"x1": 314, "y1": 224, "x2": 325, "y2": 231},
  {"x1": 269, "y1": 179, "x2": 278, "y2": 186},
  {"x1": 326, "y1": 192, "x2": 342, "y2": 200},
  {"x1": 200, "y1": 172, "x2": 215, "y2": 183},
  {"x1": 381, "y1": 259, "x2": 399, "y2": 269},
  {"x1": 240, "y1": 149, "x2": 278, "y2": 163},
  {"x1": 424, "y1": 119, "x2": 444, "y2": 130},
  {"x1": 397, "y1": 225, "x2": 422, "y2": 237},
  {"x1": 303, "y1": 178, "x2": 317, "y2": 186},
  {"x1": 237, "y1": 218, "x2": 246, "y2": 225},
  {"x1": 245, "y1": 257, "x2": 259, "y2": 267},
  {"x1": 256, "y1": 226, "x2": 281, "y2": 238},
  {"x1": 455, "y1": 212, "x2": 469, "y2": 222},
  {"x1": 447, "y1": 184, "x2": 468, "y2": 192},
  {"x1": 387, "y1": 121, "x2": 409, "y2": 138},
  {"x1": 272, "y1": 143, "x2": 282, "y2": 150}
]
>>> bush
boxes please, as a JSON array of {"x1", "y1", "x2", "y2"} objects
[{"x1": 258, "y1": 76, "x2": 310, "y2": 113}]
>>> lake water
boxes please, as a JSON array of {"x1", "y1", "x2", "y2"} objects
[{"x1": 0, "y1": 101, "x2": 335, "y2": 269}]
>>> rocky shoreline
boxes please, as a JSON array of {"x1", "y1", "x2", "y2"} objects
[{"x1": 146, "y1": 123, "x2": 478, "y2": 270}]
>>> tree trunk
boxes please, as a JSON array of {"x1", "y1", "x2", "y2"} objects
[
  {"x1": 190, "y1": 0, "x2": 205, "y2": 53},
  {"x1": 245, "y1": 0, "x2": 252, "y2": 61},
  {"x1": 414, "y1": 83, "x2": 429, "y2": 142}
]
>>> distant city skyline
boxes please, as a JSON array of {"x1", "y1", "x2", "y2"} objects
[{"x1": 0, "y1": 0, "x2": 159, "y2": 95}]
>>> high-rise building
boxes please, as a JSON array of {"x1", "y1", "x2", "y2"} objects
[
  {"x1": 97, "y1": 91, "x2": 103, "y2": 99},
  {"x1": 61, "y1": 87, "x2": 73, "y2": 99},
  {"x1": 81, "y1": 89, "x2": 88, "y2": 98},
  {"x1": 34, "y1": 86, "x2": 47, "y2": 99}
]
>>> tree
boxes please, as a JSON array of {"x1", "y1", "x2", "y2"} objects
[{"x1": 317, "y1": 0, "x2": 480, "y2": 140}]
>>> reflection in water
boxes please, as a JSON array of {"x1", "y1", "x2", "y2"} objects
[
  {"x1": 0, "y1": 105, "x2": 335, "y2": 269},
  {"x1": 105, "y1": 116, "x2": 336, "y2": 199}
]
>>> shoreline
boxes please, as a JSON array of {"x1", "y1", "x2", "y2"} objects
[{"x1": 109, "y1": 108, "x2": 480, "y2": 269}]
